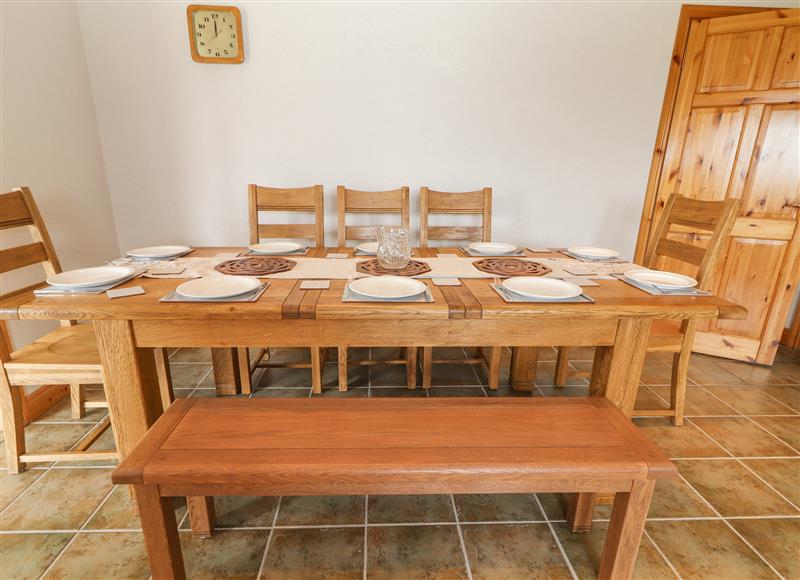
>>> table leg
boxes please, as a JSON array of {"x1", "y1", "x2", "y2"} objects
[
  {"x1": 566, "y1": 492, "x2": 596, "y2": 532},
  {"x1": 187, "y1": 496, "x2": 215, "y2": 538},
  {"x1": 154, "y1": 348, "x2": 174, "y2": 411},
  {"x1": 598, "y1": 480, "x2": 654, "y2": 580},
  {"x1": 590, "y1": 319, "x2": 651, "y2": 416},
  {"x1": 211, "y1": 348, "x2": 241, "y2": 396},
  {"x1": 510, "y1": 347, "x2": 538, "y2": 392},
  {"x1": 134, "y1": 485, "x2": 186, "y2": 580}
]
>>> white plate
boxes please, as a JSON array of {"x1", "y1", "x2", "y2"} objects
[
  {"x1": 567, "y1": 246, "x2": 620, "y2": 260},
  {"x1": 468, "y1": 242, "x2": 517, "y2": 255},
  {"x1": 47, "y1": 266, "x2": 136, "y2": 289},
  {"x1": 624, "y1": 270, "x2": 698, "y2": 290},
  {"x1": 249, "y1": 242, "x2": 305, "y2": 255},
  {"x1": 348, "y1": 275, "x2": 427, "y2": 299},
  {"x1": 176, "y1": 276, "x2": 261, "y2": 299},
  {"x1": 356, "y1": 242, "x2": 379, "y2": 255},
  {"x1": 127, "y1": 245, "x2": 192, "y2": 259},
  {"x1": 502, "y1": 277, "x2": 582, "y2": 300}
]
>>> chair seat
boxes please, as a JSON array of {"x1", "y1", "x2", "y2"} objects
[
  {"x1": 647, "y1": 320, "x2": 683, "y2": 352},
  {"x1": 5, "y1": 324, "x2": 103, "y2": 384}
]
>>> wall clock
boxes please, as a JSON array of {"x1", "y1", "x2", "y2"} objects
[{"x1": 187, "y1": 5, "x2": 244, "y2": 64}]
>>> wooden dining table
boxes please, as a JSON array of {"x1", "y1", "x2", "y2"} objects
[{"x1": 1, "y1": 246, "x2": 745, "y2": 478}]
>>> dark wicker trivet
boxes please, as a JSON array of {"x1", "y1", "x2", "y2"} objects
[
  {"x1": 357, "y1": 259, "x2": 432, "y2": 277},
  {"x1": 472, "y1": 258, "x2": 551, "y2": 277},
  {"x1": 214, "y1": 257, "x2": 297, "y2": 276}
]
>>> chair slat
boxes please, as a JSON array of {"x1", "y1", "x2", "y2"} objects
[
  {"x1": 345, "y1": 225, "x2": 379, "y2": 241},
  {"x1": 653, "y1": 238, "x2": 706, "y2": 267},
  {"x1": 0, "y1": 243, "x2": 48, "y2": 274},
  {"x1": 427, "y1": 190, "x2": 486, "y2": 213},
  {"x1": 428, "y1": 226, "x2": 484, "y2": 241},
  {"x1": 420, "y1": 187, "x2": 492, "y2": 248},
  {"x1": 666, "y1": 197, "x2": 729, "y2": 231},
  {"x1": 254, "y1": 186, "x2": 318, "y2": 210},
  {"x1": 248, "y1": 185, "x2": 324, "y2": 246},
  {"x1": 344, "y1": 189, "x2": 405, "y2": 212},
  {"x1": 0, "y1": 190, "x2": 33, "y2": 230},
  {"x1": 257, "y1": 224, "x2": 316, "y2": 239}
]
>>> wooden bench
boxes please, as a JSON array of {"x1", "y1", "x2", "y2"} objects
[{"x1": 112, "y1": 397, "x2": 677, "y2": 580}]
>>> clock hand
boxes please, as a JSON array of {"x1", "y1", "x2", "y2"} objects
[{"x1": 213, "y1": 20, "x2": 218, "y2": 38}]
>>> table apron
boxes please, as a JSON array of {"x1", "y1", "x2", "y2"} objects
[{"x1": 131, "y1": 318, "x2": 619, "y2": 348}]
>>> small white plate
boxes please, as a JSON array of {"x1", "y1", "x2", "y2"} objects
[
  {"x1": 468, "y1": 242, "x2": 517, "y2": 255},
  {"x1": 249, "y1": 242, "x2": 305, "y2": 255},
  {"x1": 47, "y1": 266, "x2": 136, "y2": 289},
  {"x1": 348, "y1": 275, "x2": 427, "y2": 299},
  {"x1": 567, "y1": 246, "x2": 620, "y2": 260},
  {"x1": 176, "y1": 276, "x2": 261, "y2": 299},
  {"x1": 624, "y1": 270, "x2": 698, "y2": 290},
  {"x1": 127, "y1": 245, "x2": 192, "y2": 259},
  {"x1": 502, "y1": 277, "x2": 582, "y2": 300},
  {"x1": 355, "y1": 242, "x2": 379, "y2": 255}
]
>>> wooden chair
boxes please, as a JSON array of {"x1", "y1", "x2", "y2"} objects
[
  {"x1": 336, "y1": 186, "x2": 416, "y2": 390},
  {"x1": 244, "y1": 184, "x2": 326, "y2": 394},
  {"x1": 418, "y1": 187, "x2": 504, "y2": 390},
  {"x1": 554, "y1": 193, "x2": 740, "y2": 425},
  {"x1": 0, "y1": 187, "x2": 118, "y2": 472}
]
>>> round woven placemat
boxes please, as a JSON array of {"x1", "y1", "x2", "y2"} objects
[
  {"x1": 214, "y1": 257, "x2": 297, "y2": 276},
  {"x1": 357, "y1": 259, "x2": 432, "y2": 277},
  {"x1": 472, "y1": 258, "x2": 551, "y2": 277}
]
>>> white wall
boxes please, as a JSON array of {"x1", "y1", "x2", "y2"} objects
[
  {"x1": 1, "y1": 0, "x2": 119, "y2": 346},
  {"x1": 78, "y1": 1, "x2": 683, "y2": 255}
]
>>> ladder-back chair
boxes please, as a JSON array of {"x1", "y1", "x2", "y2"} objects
[
  {"x1": 336, "y1": 186, "x2": 416, "y2": 390},
  {"x1": 418, "y1": 187, "x2": 503, "y2": 390},
  {"x1": 554, "y1": 193, "x2": 740, "y2": 425}
]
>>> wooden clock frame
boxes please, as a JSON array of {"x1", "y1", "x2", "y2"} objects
[{"x1": 186, "y1": 4, "x2": 245, "y2": 64}]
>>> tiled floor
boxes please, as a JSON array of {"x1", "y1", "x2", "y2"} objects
[{"x1": 2, "y1": 346, "x2": 799, "y2": 579}]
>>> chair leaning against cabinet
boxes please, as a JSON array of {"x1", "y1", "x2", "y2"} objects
[
  {"x1": 245, "y1": 184, "x2": 327, "y2": 394},
  {"x1": 418, "y1": 187, "x2": 504, "y2": 390},
  {"x1": 0, "y1": 187, "x2": 119, "y2": 472},
  {"x1": 554, "y1": 193, "x2": 740, "y2": 426},
  {"x1": 336, "y1": 186, "x2": 417, "y2": 390}
]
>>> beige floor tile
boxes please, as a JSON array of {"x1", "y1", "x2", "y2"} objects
[
  {"x1": 705, "y1": 386, "x2": 798, "y2": 415},
  {"x1": 463, "y1": 523, "x2": 573, "y2": 579},
  {"x1": 45, "y1": 531, "x2": 150, "y2": 579},
  {"x1": 169, "y1": 347, "x2": 213, "y2": 363},
  {"x1": 750, "y1": 416, "x2": 800, "y2": 451},
  {"x1": 168, "y1": 363, "x2": 212, "y2": 389},
  {"x1": 647, "y1": 478, "x2": 715, "y2": 518},
  {"x1": 34, "y1": 395, "x2": 107, "y2": 424},
  {"x1": 677, "y1": 459, "x2": 798, "y2": 517},
  {"x1": 535, "y1": 362, "x2": 588, "y2": 387},
  {"x1": 741, "y1": 458, "x2": 800, "y2": 507},
  {"x1": 554, "y1": 521, "x2": 674, "y2": 579},
  {"x1": 632, "y1": 418, "x2": 725, "y2": 458},
  {"x1": 716, "y1": 360, "x2": 800, "y2": 385},
  {"x1": 647, "y1": 520, "x2": 774, "y2": 579},
  {"x1": 1, "y1": 468, "x2": 114, "y2": 530},
  {"x1": 686, "y1": 355, "x2": 746, "y2": 386},
  {"x1": 730, "y1": 518, "x2": 800, "y2": 579},
  {"x1": 648, "y1": 385, "x2": 738, "y2": 416},
  {"x1": 367, "y1": 525, "x2": 467, "y2": 579},
  {"x1": 536, "y1": 493, "x2": 611, "y2": 522},
  {"x1": 260, "y1": 527, "x2": 363, "y2": 579},
  {"x1": 276, "y1": 495, "x2": 364, "y2": 526},
  {"x1": 0, "y1": 532, "x2": 72, "y2": 579},
  {"x1": 180, "y1": 496, "x2": 278, "y2": 529},
  {"x1": 690, "y1": 417, "x2": 798, "y2": 457},
  {"x1": 368, "y1": 494, "x2": 454, "y2": 524},
  {"x1": 0, "y1": 468, "x2": 44, "y2": 510},
  {"x1": 639, "y1": 358, "x2": 675, "y2": 386},
  {"x1": 454, "y1": 493, "x2": 543, "y2": 522},
  {"x1": 251, "y1": 387, "x2": 310, "y2": 398},
  {"x1": 180, "y1": 529, "x2": 268, "y2": 579},
  {"x1": 761, "y1": 386, "x2": 800, "y2": 412}
]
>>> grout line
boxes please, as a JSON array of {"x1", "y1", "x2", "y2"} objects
[
  {"x1": 256, "y1": 496, "x2": 283, "y2": 579},
  {"x1": 450, "y1": 495, "x2": 474, "y2": 580},
  {"x1": 363, "y1": 495, "x2": 369, "y2": 580},
  {"x1": 533, "y1": 494, "x2": 578, "y2": 580},
  {"x1": 643, "y1": 528, "x2": 680, "y2": 579}
]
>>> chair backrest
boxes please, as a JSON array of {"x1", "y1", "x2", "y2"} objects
[
  {"x1": 336, "y1": 186, "x2": 410, "y2": 247},
  {"x1": 644, "y1": 193, "x2": 740, "y2": 290},
  {"x1": 419, "y1": 187, "x2": 492, "y2": 247},
  {"x1": 248, "y1": 184, "x2": 324, "y2": 246},
  {"x1": 0, "y1": 187, "x2": 72, "y2": 357}
]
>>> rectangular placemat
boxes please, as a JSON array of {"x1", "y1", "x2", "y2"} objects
[
  {"x1": 611, "y1": 273, "x2": 710, "y2": 296},
  {"x1": 160, "y1": 283, "x2": 270, "y2": 303},
  {"x1": 342, "y1": 286, "x2": 434, "y2": 303},
  {"x1": 490, "y1": 284, "x2": 594, "y2": 303}
]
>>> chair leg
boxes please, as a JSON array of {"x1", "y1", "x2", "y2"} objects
[
  {"x1": 0, "y1": 375, "x2": 26, "y2": 473},
  {"x1": 154, "y1": 348, "x2": 174, "y2": 411},
  {"x1": 554, "y1": 347, "x2": 570, "y2": 387},
  {"x1": 69, "y1": 384, "x2": 85, "y2": 419},
  {"x1": 421, "y1": 347, "x2": 433, "y2": 389},
  {"x1": 405, "y1": 347, "x2": 417, "y2": 389},
  {"x1": 236, "y1": 348, "x2": 252, "y2": 395},
  {"x1": 487, "y1": 347, "x2": 502, "y2": 390},
  {"x1": 670, "y1": 350, "x2": 689, "y2": 427},
  {"x1": 311, "y1": 347, "x2": 323, "y2": 394},
  {"x1": 338, "y1": 347, "x2": 348, "y2": 392}
]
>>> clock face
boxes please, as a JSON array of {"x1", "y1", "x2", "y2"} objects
[{"x1": 187, "y1": 5, "x2": 244, "y2": 64}]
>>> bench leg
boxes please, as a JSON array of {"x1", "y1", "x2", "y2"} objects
[
  {"x1": 566, "y1": 492, "x2": 596, "y2": 532},
  {"x1": 188, "y1": 496, "x2": 215, "y2": 538},
  {"x1": 134, "y1": 485, "x2": 186, "y2": 580},
  {"x1": 598, "y1": 480, "x2": 654, "y2": 580}
]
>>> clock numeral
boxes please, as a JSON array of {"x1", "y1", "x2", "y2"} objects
[
  {"x1": 198, "y1": 23, "x2": 205, "y2": 29},
  {"x1": 203, "y1": 16, "x2": 209, "y2": 22},
  {"x1": 224, "y1": 50, "x2": 229, "y2": 55},
  {"x1": 215, "y1": 51, "x2": 220, "y2": 56},
  {"x1": 229, "y1": 42, "x2": 234, "y2": 48},
  {"x1": 231, "y1": 33, "x2": 236, "y2": 38},
  {"x1": 211, "y1": 13, "x2": 218, "y2": 19},
  {"x1": 196, "y1": 32, "x2": 201, "y2": 37},
  {"x1": 222, "y1": 18, "x2": 226, "y2": 23},
  {"x1": 200, "y1": 41, "x2": 205, "y2": 46},
  {"x1": 207, "y1": 48, "x2": 212, "y2": 54}
]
